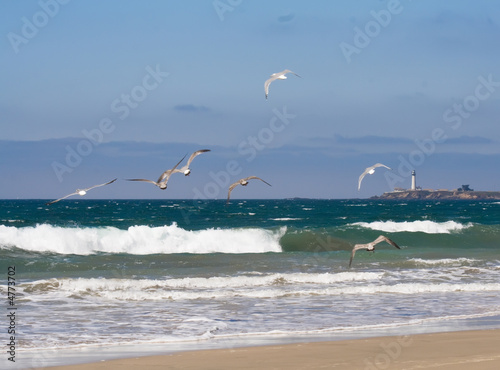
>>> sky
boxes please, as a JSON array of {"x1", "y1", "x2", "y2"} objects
[{"x1": 1, "y1": 0, "x2": 500, "y2": 200}]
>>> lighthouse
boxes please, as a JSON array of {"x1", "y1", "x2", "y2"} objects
[{"x1": 411, "y1": 170, "x2": 416, "y2": 190}]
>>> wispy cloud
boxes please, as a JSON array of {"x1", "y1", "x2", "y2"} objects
[
  {"x1": 333, "y1": 134, "x2": 412, "y2": 145},
  {"x1": 277, "y1": 11, "x2": 296, "y2": 23},
  {"x1": 328, "y1": 134, "x2": 494, "y2": 146},
  {"x1": 173, "y1": 104, "x2": 210, "y2": 113},
  {"x1": 441, "y1": 135, "x2": 495, "y2": 145}
]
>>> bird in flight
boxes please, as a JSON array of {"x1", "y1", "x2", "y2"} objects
[
  {"x1": 226, "y1": 176, "x2": 271, "y2": 204},
  {"x1": 173, "y1": 149, "x2": 210, "y2": 176},
  {"x1": 358, "y1": 163, "x2": 392, "y2": 190},
  {"x1": 46, "y1": 178, "x2": 117, "y2": 205},
  {"x1": 264, "y1": 69, "x2": 301, "y2": 99},
  {"x1": 349, "y1": 235, "x2": 401, "y2": 267},
  {"x1": 126, "y1": 155, "x2": 186, "y2": 190}
]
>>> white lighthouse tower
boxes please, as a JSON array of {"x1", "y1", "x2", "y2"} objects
[{"x1": 411, "y1": 170, "x2": 416, "y2": 190}]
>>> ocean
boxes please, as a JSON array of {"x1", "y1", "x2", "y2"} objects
[{"x1": 1, "y1": 199, "x2": 499, "y2": 368}]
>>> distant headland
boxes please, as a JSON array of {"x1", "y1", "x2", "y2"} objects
[
  {"x1": 371, "y1": 170, "x2": 500, "y2": 200},
  {"x1": 372, "y1": 189, "x2": 500, "y2": 200}
]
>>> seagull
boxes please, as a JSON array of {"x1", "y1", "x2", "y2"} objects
[
  {"x1": 358, "y1": 163, "x2": 392, "y2": 190},
  {"x1": 226, "y1": 176, "x2": 271, "y2": 204},
  {"x1": 264, "y1": 69, "x2": 301, "y2": 99},
  {"x1": 173, "y1": 149, "x2": 210, "y2": 176},
  {"x1": 349, "y1": 235, "x2": 401, "y2": 267},
  {"x1": 46, "y1": 178, "x2": 117, "y2": 205},
  {"x1": 126, "y1": 155, "x2": 186, "y2": 190}
]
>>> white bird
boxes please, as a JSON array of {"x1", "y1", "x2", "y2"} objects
[
  {"x1": 173, "y1": 149, "x2": 210, "y2": 176},
  {"x1": 349, "y1": 235, "x2": 401, "y2": 267},
  {"x1": 46, "y1": 178, "x2": 117, "y2": 205},
  {"x1": 126, "y1": 155, "x2": 186, "y2": 190},
  {"x1": 358, "y1": 163, "x2": 392, "y2": 190},
  {"x1": 226, "y1": 176, "x2": 271, "y2": 204},
  {"x1": 264, "y1": 69, "x2": 301, "y2": 99}
]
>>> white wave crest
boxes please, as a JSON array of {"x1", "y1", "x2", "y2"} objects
[
  {"x1": 19, "y1": 277, "x2": 500, "y2": 302},
  {"x1": 0, "y1": 223, "x2": 285, "y2": 255},
  {"x1": 352, "y1": 220, "x2": 472, "y2": 234},
  {"x1": 409, "y1": 258, "x2": 478, "y2": 266},
  {"x1": 23, "y1": 272, "x2": 383, "y2": 294}
]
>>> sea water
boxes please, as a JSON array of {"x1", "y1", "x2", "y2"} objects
[{"x1": 1, "y1": 199, "x2": 499, "y2": 367}]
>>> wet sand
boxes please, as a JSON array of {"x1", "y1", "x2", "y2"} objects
[{"x1": 42, "y1": 329, "x2": 500, "y2": 369}]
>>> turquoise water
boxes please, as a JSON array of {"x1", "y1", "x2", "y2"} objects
[{"x1": 1, "y1": 199, "x2": 499, "y2": 367}]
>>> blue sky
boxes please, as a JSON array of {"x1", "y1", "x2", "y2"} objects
[{"x1": 1, "y1": 0, "x2": 500, "y2": 199}]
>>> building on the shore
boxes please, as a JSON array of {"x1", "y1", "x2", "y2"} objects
[
  {"x1": 458, "y1": 185, "x2": 474, "y2": 192},
  {"x1": 391, "y1": 170, "x2": 421, "y2": 192}
]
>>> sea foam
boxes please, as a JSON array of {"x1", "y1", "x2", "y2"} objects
[
  {"x1": 20, "y1": 276, "x2": 500, "y2": 302},
  {"x1": 352, "y1": 220, "x2": 471, "y2": 234},
  {"x1": 0, "y1": 223, "x2": 285, "y2": 255},
  {"x1": 409, "y1": 258, "x2": 478, "y2": 266}
]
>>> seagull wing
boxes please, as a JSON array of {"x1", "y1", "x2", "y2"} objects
[
  {"x1": 244, "y1": 176, "x2": 272, "y2": 187},
  {"x1": 126, "y1": 178, "x2": 159, "y2": 186},
  {"x1": 264, "y1": 76, "x2": 277, "y2": 99},
  {"x1": 358, "y1": 168, "x2": 371, "y2": 191},
  {"x1": 46, "y1": 191, "x2": 79, "y2": 205},
  {"x1": 157, "y1": 154, "x2": 187, "y2": 183},
  {"x1": 283, "y1": 69, "x2": 301, "y2": 78},
  {"x1": 82, "y1": 178, "x2": 117, "y2": 192},
  {"x1": 186, "y1": 149, "x2": 210, "y2": 166},
  {"x1": 373, "y1": 163, "x2": 392, "y2": 170},
  {"x1": 226, "y1": 181, "x2": 242, "y2": 204},
  {"x1": 349, "y1": 244, "x2": 367, "y2": 268},
  {"x1": 373, "y1": 235, "x2": 401, "y2": 249}
]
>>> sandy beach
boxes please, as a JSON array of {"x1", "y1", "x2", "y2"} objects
[{"x1": 42, "y1": 329, "x2": 500, "y2": 370}]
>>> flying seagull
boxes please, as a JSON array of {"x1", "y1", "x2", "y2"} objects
[
  {"x1": 226, "y1": 176, "x2": 271, "y2": 204},
  {"x1": 358, "y1": 163, "x2": 392, "y2": 190},
  {"x1": 173, "y1": 149, "x2": 210, "y2": 176},
  {"x1": 264, "y1": 69, "x2": 301, "y2": 99},
  {"x1": 126, "y1": 155, "x2": 186, "y2": 190},
  {"x1": 46, "y1": 178, "x2": 117, "y2": 205},
  {"x1": 349, "y1": 235, "x2": 401, "y2": 267}
]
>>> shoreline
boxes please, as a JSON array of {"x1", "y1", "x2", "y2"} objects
[{"x1": 39, "y1": 328, "x2": 500, "y2": 369}]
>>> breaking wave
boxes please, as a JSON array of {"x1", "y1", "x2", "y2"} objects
[
  {"x1": 0, "y1": 223, "x2": 285, "y2": 255},
  {"x1": 352, "y1": 220, "x2": 472, "y2": 234}
]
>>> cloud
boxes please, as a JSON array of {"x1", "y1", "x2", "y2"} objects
[
  {"x1": 442, "y1": 135, "x2": 495, "y2": 145},
  {"x1": 329, "y1": 134, "x2": 495, "y2": 146},
  {"x1": 1, "y1": 139, "x2": 500, "y2": 199},
  {"x1": 277, "y1": 11, "x2": 296, "y2": 23},
  {"x1": 333, "y1": 134, "x2": 413, "y2": 145},
  {"x1": 173, "y1": 104, "x2": 210, "y2": 113}
]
